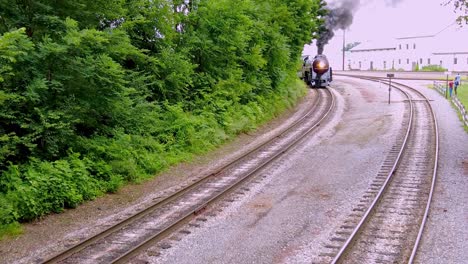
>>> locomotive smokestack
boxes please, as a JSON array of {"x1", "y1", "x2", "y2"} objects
[{"x1": 316, "y1": 0, "x2": 360, "y2": 54}]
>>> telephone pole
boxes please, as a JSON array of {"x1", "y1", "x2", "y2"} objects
[{"x1": 342, "y1": 29, "x2": 346, "y2": 71}]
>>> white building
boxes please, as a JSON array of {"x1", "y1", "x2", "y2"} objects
[{"x1": 347, "y1": 25, "x2": 468, "y2": 72}]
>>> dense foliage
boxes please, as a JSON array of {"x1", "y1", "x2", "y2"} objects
[
  {"x1": 421, "y1": 64, "x2": 448, "y2": 72},
  {"x1": 0, "y1": 0, "x2": 324, "y2": 233}
]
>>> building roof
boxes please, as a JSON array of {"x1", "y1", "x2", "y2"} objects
[
  {"x1": 350, "y1": 39, "x2": 396, "y2": 52},
  {"x1": 349, "y1": 23, "x2": 468, "y2": 54},
  {"x1": 396, "y1": 35, "x2": 435, "y2": 40},
  {"x1": 432, "y1": 25, "x2": 468, "y2": 54}
]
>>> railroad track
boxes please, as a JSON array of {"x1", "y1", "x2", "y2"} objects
[
  {"x1": 41, "y1": 88, "x2": 335, "y2": 264},
  {"x1": 317, "y1": 77, "x2": 439, "y2": 264},
  {"x1": 335, "y1": 72, "x2": 453, "y2": 82}
]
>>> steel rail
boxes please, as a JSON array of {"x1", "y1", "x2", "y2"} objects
[
  {"x1": 332, "y1": 76, "x2": 439, "y2": 264},
  {"x1": 42, "y1": 88, "x2": 334, "y2": 264},
  {"x1": 331, "y1": 78, "x2": 415, "y2": 264},
  {"x1": 111, "y1": 88, "x2": 336, "y2": 263},
  {"x1": 334, "y1": 72, "x2": 454, "y2": 82},
  {"x1": 386, "y1": 80, "x2": 440, "y2": 264},
  {"x1": 42, "y1": 89, "x2": 322, "y2": 263}
]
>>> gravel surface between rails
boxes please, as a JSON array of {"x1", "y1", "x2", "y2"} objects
[
  {"x1": 397, "y1": 80, "x2": 468, "y2": 264},
  {"x1": 146, "y1": 77, "x2": 407, "y2": 264},
  {"x1": 0, "y1": 91, "x2": 317, "y2": 264},
  {"x1": 3, "y1": 78, "x2": 465, "y2": 264},
  {"x1": 335, "y1": 70, "x2": 467, "y2": 80}
]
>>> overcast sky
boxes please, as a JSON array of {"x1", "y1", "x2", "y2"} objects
[
  {"x1": 347, "y1": 0, "x2": 456, "y2": 40},
  {"x1": 304, "y1": 0, "x2": 462, "y2": 63}
]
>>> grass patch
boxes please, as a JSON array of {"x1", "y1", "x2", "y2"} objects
[
  {"x1": 426, "y1": 82, "x2": 468, "y2": 130},
  {"x1": 0, "y1": 222, "x2": 23, "y2": 240},
  {"x1": 454, "y1": 83, "x2": 468, "y2": 131},
  {"x1": 456, "y1": 83, "x2": 468, "y2": 107}
]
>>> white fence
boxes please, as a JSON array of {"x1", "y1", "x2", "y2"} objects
[
  {"x1": 434, "y1": 81, "x2": 468, "y2": 127},
  {"x1": 433, "y1": 81, "x2": 446, "y2": 95},
  {"x1": 453, "y1": 96, "x2": 468, "y2": 127}
]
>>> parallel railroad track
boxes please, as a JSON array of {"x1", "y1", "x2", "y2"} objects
[
  {"x1": 42, "y1": 88, "x2": 335, "y2": 264},
  {"x1": 335, "y1": 72, "x2": 457, "y2": 82},
  {"x1": 323, "y1": 76, "x2": 439, "y2": 264}
]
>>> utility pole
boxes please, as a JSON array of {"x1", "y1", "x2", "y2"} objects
[
  {"x1": 387, "y1": 74, "x2": 394, "y2": 104},
  {"x1": 444, "y1": 71, "x2": 451, "y2": 98},
  {"x1": 342, "y1": 29, "x2": 346, "y2": 71}
]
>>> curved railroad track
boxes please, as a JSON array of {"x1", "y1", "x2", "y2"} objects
[
  {"x1": 320, "y1": 76, "x2": 439, "y2": 264},
  {"x1": 335, "y1": 72, "x2": 457, "y2": 82},
  {"x1": 41, "y1": 88, "x2": 336, "y2": 264}
]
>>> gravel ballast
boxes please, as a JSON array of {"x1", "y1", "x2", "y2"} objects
[
  {"x1": 148, "y1": 77, "x2": 408, "y2": 264},
  {"x1": 397, "y1": 80, "x2": 468, "y2": 264},
  {"x1": 0, "y1": 91, "x2": 318, "y2": 264},
  {"x1": 1, "y1": 77, "x2": 465, "y2": 264}
]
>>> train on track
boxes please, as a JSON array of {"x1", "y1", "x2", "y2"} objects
[{"x1": 301, "y1": 54, "x2": 333, "y2": 88}]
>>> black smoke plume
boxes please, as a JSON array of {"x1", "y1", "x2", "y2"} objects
[{"x1": 316, "y1": 0, "x2": 360, "y2": 54}]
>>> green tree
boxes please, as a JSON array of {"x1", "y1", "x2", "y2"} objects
[
  {"x1": 0, "y1": 20, "x2": 147, "y2": 163},
  {"x1": 0, "y1": 0, "x2": 326, "y2": 231},
  {"x1": 444, "y1": 0, "x2": 468, "y2": 24},
  {"x1": 0, "y1": 0, "x2": 125, "y2": 38}
]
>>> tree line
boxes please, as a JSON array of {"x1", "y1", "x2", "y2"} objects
[{"x1": 0, "y1": 0, "x2": 326, "y2": 234}]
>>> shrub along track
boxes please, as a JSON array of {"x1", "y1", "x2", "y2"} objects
[
  {"x1": 316, "y1": 76, "x2": 439, "y2": 264},
  {"x1": 41, "y1": 88, "x2": 335, "y2": 264}
]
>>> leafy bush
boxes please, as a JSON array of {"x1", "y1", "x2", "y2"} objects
[
  {"x1": 421, "y1": 64, "x2": 448, "y2": 72},
  {"x1": 0, "y1": 0, "x2": 323, "y2": 233}
]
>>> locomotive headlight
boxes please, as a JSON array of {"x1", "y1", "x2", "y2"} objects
[{"x1": 318, "y1": 61, "x2": 325, "y2": 68}]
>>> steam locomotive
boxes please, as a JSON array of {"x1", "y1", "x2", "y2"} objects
[{"x1": 301, "y1": 55, "x2": 333, "y2": 88}]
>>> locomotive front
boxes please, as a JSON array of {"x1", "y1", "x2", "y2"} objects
[
  {"x1": 302, "y1": 55, "x2": 333, "y2": 88},
  {"x1": 312, "y1": 55, "x2": 330, "y2": 75}
]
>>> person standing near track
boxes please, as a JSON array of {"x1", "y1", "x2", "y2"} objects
[
  {"x1": 449, "y1": 80, "x2": 454, "y2": 97},
  {"x1": 454, "y1": 73, "x2": 461, "y2": 95}
]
